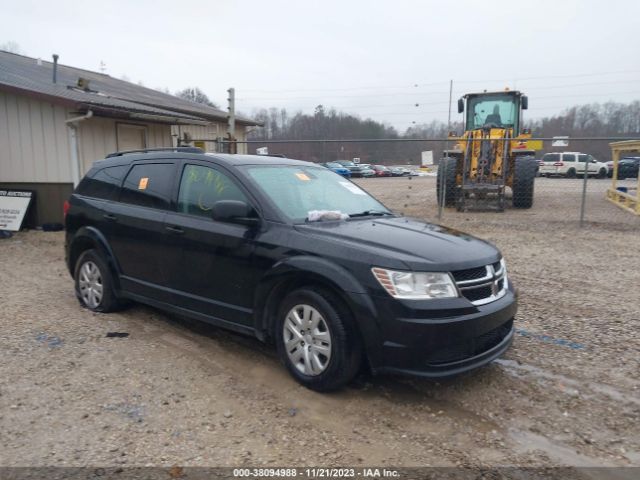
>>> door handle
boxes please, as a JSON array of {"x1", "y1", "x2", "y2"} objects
[
  {"x1": 165, "y1": 225, "x2": 184, "y2": 234},
  {"x1": 103, "y1": 213, "x2": 117, "y2": 222}
]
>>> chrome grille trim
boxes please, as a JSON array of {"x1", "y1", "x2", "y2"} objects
[{"x1": 453, "y1": 259, "x2": 508, "y2": 306}]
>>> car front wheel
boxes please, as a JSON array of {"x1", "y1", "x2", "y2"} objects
[{"x1": 276, "y1": 288, "x2": 362, "y2": 391}]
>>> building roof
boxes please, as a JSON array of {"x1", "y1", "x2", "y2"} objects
[{"x1": 0, "y1": 50, "x2": 259, "y2": 126}]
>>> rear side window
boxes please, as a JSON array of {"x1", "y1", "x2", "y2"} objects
[
  {"x1": 563, "y1": 154, "x2": 576, "y2": 162},
  {"x1": 177, "y1": 164, "x2": 248, "y2": 218},
  {"x1": 77, "y1": 165, "x2": 128, "y2": 200},
  {"x1": 542, "y1": 153, "x2": 559, "y2": 162},
  {"x1": 119, "y1": 163, "x2": 175, "y2": 210}
]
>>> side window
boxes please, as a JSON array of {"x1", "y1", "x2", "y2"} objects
[
  {"x1": 77, "y1": 165, "x2": 128, "y2": 200},
  {"x1": 119, "y1": 163, "x2": 175, "y2": 210},
  {"x1": 177, "y1": 164, "x2": 248, "y2": 218},
  {"x1": 563, "y1": 154, "x2": 576, "y2": 163},
  {"x1": 578, "y1": 155, "x2": 588, "y2": 163}
]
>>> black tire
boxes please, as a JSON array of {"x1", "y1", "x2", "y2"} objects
[
  {"x1": 74, "y1": 249, "x2": 121, "y2": 313},
  {"x1": 436, "y1": 157, "x2": 458, "y2": 207},
  {"x1": 512, "y1": 157, "x2": 537, "y2": 209},
  {"x1": 566, "y1": 168, "x2": 577, "y2": 178},
  {"x1": 275, "y1": 287, "x2": 362, "y2": 392},
  {"x1": 597, "y1": 168, "x2": 606, "y2": 179}
]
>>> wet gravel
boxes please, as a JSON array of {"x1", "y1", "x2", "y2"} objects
[{"x1": 1, "y1": 176, "x2": 638, "y2": 468}]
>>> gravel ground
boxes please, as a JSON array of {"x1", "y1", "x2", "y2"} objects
[{"x1": 1, "y1": 176, "x2": 639, "y2": 470}]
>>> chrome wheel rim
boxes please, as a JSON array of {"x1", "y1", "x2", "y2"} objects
[
  {"x1": 78, "y1": 261, "x2": 103, "y2": 309},
  {"x1": 283, "y1": 304, "x2": 332, "y2": 376}
]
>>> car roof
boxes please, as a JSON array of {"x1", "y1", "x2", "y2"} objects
[{"x1": 93, "y1": 150, "x2": 316, "y2": 169}]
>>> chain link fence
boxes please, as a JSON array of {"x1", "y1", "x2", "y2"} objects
[{"x1": 202, "y1": 137, "x2": 640, "y2": 235}]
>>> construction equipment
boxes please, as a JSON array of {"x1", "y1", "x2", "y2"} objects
[{"x1": 437, "y1": 89, "x2": 538, "y2": 211}]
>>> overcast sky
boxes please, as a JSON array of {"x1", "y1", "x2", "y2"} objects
[{"x1": 2, "y1": 0, "x2": 639, "y2": 131}]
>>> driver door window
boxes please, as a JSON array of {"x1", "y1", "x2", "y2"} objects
[{"x1": 177, "y1": 164, "x2": 248, "y2": 218}]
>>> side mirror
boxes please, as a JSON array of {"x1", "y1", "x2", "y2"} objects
[
  {"x1": 457, "y1": 98, "x2": 464, "y2": 114},
  {"x1": 212, "y1": 200, "x2": 259, "y2": 226},
  {"x1": 521, "y1": 96, "x2": 529, "y2": 110}
]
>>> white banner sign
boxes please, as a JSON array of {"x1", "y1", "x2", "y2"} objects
[
  {"x1": 256, "y1": 147, "x2": 269, "y2": 155},
  {"x1": 421, "y1": 150, "x2": 434, "y2": 166},
  {"x1": 552, "y1": 136, "x2": 569, "y2": 147},
  {"x1": 0, "y1": 190, "x2": 33, "y2": 231}
]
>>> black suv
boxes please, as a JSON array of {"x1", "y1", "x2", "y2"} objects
[{"x1": 65, "y1": 147, "x2": 517, "y2": 391}]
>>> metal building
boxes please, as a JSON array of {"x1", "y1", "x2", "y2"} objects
[{"x1": 0, "y1": 51, "x2": 258, "y2": 226}]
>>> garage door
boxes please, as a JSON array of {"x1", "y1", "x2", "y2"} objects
[{"x1": 117, "y1": 124, "x2": 147, "y2": 151}]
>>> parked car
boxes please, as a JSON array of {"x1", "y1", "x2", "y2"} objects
[
  {"x1": 389, "y1": 167, "x2": 410, "y2": 177},
  {"x1": 615, "y1": 157, "x2": 640, "y2": 179},
  {"x1": 371, "y1": 165, "x2": 393, "y2": 177},
  {"x1": 539, "y1": 152, "x2": 608, "y2": 178},
  {"x1": 320, "y1": 162, "x2": 352, "y2": 178},
  {"x1": 358, "y1": 164, "x2": 376, "y2": 177},
  {"x1": 65, "y1": 147, "x2": 516, "y2": 392},
  {"x1": 337, "y1": 160, "x2": 365, "y2": 178}
]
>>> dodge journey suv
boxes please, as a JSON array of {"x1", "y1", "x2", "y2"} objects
[{"x1": 65, "y1": 147, "x2": 517, "y2": 391}]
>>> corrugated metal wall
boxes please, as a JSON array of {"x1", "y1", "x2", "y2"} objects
[
  {"x1": 0, "y1": 90, "x2": 73, "y2": 183},
  {"x1": 77, "y1": 118, "x2": 171, "y2": 174}
]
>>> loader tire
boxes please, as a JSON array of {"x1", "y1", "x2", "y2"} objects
[
  {"x1": 512, "y1": 156, "x2": 537, "y2": 209},
  {"x1": 437, "y1": 157, "x2": 458, "y2": 207}
]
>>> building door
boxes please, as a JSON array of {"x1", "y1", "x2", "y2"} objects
[{"x1": 117, "y1": 123, "x2": 147, "y2": 151}]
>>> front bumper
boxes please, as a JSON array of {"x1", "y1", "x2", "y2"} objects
[{"x1": 368, "y1": 287, "x2": 517, "y2": 378}]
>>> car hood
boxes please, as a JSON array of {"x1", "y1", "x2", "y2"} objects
[{"x1": 295, "y1": 216, "x2": 500, "y2": 271}]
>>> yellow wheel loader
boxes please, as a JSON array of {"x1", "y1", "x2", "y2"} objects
[{"x1": 437, "y1": 90, "x2": 537, "y2": 211}]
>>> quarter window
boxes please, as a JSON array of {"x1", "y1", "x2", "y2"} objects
[
  {"x1": 177, "y1": 164, "x2": 248, "y2": 218},
  {"x1": 119, "y1": 163, "x2": 175, "y2": 209},
  {"x1": 77, "y1": 165, "x2": 128, "y2": 200}
]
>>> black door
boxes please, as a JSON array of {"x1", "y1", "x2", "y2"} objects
[
  {"x1": 107, "y1": 162, "x2": 176, "y2": 301},
  {"x1": 163, "y1": 162, "x2": 260, "y2": 326}
]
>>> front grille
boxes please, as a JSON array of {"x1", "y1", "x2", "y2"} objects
[
  {"x1": 451, "y1": 266, "x2": 488, "y2": 282},
  {"x1": 463, "y1": 285, "x2": 493, "y2": 302},
  {"x1": 452, "y1": 259, "x2": 507, "y2": 306},
  {"x1": 427, "y1": 319, "x2": 513, "y2": 365}
]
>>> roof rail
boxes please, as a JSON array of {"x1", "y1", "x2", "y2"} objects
[{"x1": 105, "y1": 146, "x2": 204, "y2": 158}]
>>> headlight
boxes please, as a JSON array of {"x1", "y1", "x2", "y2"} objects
[{"x1": 372, "y1": 267, "x2": 458, "y2": 299}]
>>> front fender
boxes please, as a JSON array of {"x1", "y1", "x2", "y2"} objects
[{"x1": 253, "y1": 256, "x2": 383, "y2": 364}]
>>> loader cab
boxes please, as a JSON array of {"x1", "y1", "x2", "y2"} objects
[{"x1": 458, "y1": 91, "x2": 528, "y2": 135}]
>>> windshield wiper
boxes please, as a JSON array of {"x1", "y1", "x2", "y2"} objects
[{"x1": 348, "y1": 210, "x2": 393, "y2": 218}]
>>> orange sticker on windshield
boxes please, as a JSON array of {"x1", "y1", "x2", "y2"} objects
[
  {"x1": 138, "y1": 177, "x2": 149, "y2": 190},
  {"x1": 295, "y1": 172, "x2": 310, "y2": 181}
]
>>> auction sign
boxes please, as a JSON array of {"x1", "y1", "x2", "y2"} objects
[{"x1": 0, "y1": 190, "x2": 34, "y2": 231}]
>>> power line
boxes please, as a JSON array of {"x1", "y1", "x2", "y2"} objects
[{"x1": 238, "y1": 69, "x2": 640, "y2": 95}]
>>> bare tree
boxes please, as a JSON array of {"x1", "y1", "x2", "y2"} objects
[
  {"x1": 1, "y1": 41, "x2": 23, "y2": 54},
  {"x1": 176, "y1": 87, "x2": 219, "y2": 108}
]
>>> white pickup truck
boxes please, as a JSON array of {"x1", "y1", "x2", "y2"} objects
[{"x1": 539, "y1": 152, "x2": 608, "y2": 178}]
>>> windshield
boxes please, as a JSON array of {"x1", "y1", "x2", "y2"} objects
[
  {"x1": 325, "y1": 162, "x2": 342, "y2": 168},
  {"x1": 467, "y1": 94, "x2": 519, "y2": 131},
  {"x1": 244, "y1": 165, "x2": 391, "y2": 222},
  {"x1": 339, "y1": 161, "x2": 355, "y2": 167}
]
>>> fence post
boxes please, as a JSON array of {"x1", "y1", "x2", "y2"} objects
[{"x1": 579, "y1": 160, "x2": 589, "y2": 227}]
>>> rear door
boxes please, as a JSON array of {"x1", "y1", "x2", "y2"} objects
[
  {"x1": 107, "y1": 162, "x2": 177, "y2": 301},
  {"x1": 163, "y1": 161, "x2": 262, "y2": 326}
]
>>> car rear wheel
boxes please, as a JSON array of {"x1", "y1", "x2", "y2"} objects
[
  {"x1": 74, "y1": 249, "x2": 121, "y2": 313},
  {"x1": 566, "y1": 168, "x2": 576, "y2": 178},
  {"x1": 275, "y1": 288, "x2": 362, "y2": 392}
]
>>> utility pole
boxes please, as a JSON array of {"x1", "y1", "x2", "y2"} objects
[{"x1": 227, "y1": 87, "x2": 236, "y2": 154}]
